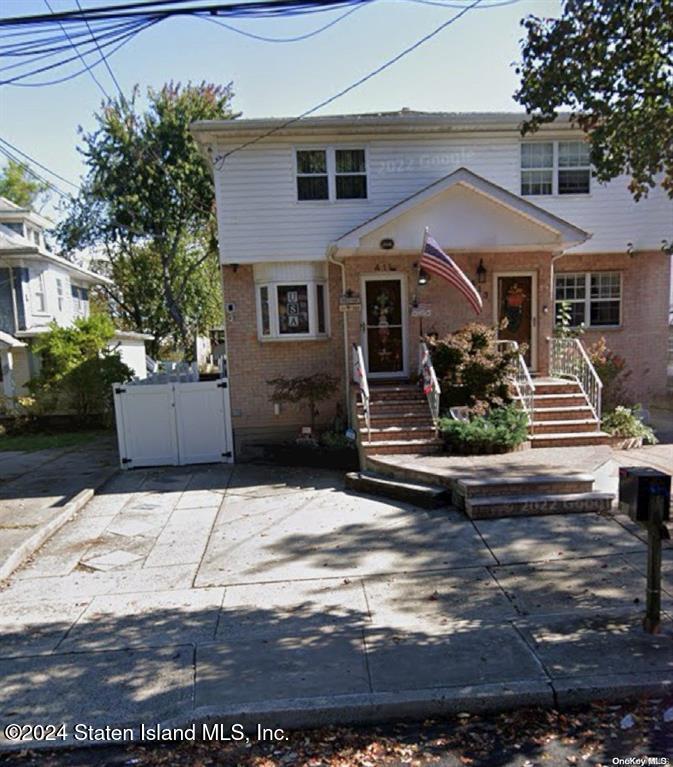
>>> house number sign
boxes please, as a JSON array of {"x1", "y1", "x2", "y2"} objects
[{"x1": 374, "y1": 263, "x2": 397, "y2": 272}]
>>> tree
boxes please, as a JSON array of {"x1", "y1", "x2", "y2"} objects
[
  {"x1": 0, "y1": 159, "x2": 49, "y2": 208},
  {"x1": 57, "y1": 81, "x2": 237, "y2": 356},
  {"x1": 515, "y1": 0, "x2": 673, "y2": 199}
]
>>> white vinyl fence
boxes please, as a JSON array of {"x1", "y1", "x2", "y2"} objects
[{"x1": 113, "y1": 377, "x2": 234, "y2": 469}]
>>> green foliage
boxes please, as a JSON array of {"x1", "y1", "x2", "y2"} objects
[
  {"x1": 57, "y1": 81, "x2": 237, "y2": 356},
  {"x1": 439, "y1": 405, "x2": 529, "y2": 454},
  {"x1": 586, "y1": 336, "x2": 633, "y2": 411},
  {"x1": 267, "y1": 373, "x2": 339, "y2": 432},
  {"x1": 28, "y1": 315, "x2": 133, "y2": 423},
  {"x1": 554, "y1": 300, "x2": 585, "y2": 339},
  {"x1": 602, "y1": 406, "x2": 658, "y2": 444},
  {"x1": 515, "y1": 0, "x2": 673, "y2": 199},
  {"x1": 428, "y1": 323, "x2": 520, "y2": 415},
  {"x1": 319, "y1": 430, "x2": 355, "y2": 450},
  {"x1": 0, "y1": 159, "x2": 49, "y2": 208}
]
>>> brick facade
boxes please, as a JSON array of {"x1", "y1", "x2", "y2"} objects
[{"x1": 222, "y1": 250, "x2": 670, "y2": 456}]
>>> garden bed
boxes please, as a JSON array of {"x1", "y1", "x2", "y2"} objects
[{"x1": 262, "y1": 442, "x2": 359, "y2": 471}]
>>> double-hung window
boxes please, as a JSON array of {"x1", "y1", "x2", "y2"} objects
[
  {"x1": 256, "y1": 281, "x2": 329, "y2": 340},
  {"x1": 521, "y1": 141, "x2": 591, "y2": 196},
  {"x1": 296, "y1": 147, "x2": 367, "y2": 201},
  {"x1": 56, "y1": 278, "x2": 65, "y2": 312},
  {"x1": 32, "y1": 271, "x2": 47, "y2": 313},
  {"x1": 555, "y1": 272, "x2": 621, "y2": 328}
]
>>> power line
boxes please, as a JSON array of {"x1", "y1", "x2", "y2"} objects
[
  {"x1": 0, "y1": 137, "x2": 79, "y2": 190},
  {"x1": 0, "y1": 143, "x2": 71, "y2": 199},
  {"x1": 43, "y1": 0, "x2": 110, "y2": 99},
  {"x1": 76, "y1": 0, "x2": 125, "y2": 99},
  {"x1": 217, "y1": 0, "x2": 483, "y2": 163}
]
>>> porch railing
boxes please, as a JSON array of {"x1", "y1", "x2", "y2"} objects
[
  {"x1": 496, "y1": 340, "x2": 536, "y2": 430},
  {"x1": 419, "y1": 340, "x2": 441, "y2": 432},
  {"x1": 351, "y1": 343, "x2": 371, "y2": 443},
  {"x1": 549, "y1": 337, "x2": 602, "y2": 424}
]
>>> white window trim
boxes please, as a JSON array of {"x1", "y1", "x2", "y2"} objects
[
  {"x1": 256, "y1": 280, "x2": 330, "y2": 341},
  {"x1": 521, "y1": 140, "x2": 591, "y2": 197},
  {"x1": 32, "y1": 271, "x2": 49, "y2": 315},
  {"x1": 294, "y1": 146, "x2": 368, "y2": 203},
  {"x1": 554, "y1": 271, "x2": 622, "y2": 328}
]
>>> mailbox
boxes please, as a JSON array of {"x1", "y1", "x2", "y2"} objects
[{"x1": 619, "y1": 467, "x2": 670, "y2": 523}]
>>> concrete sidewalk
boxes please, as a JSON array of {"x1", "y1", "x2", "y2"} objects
[
  {"x1": 0, "y1": 458, "x2": 671, "y2": 750},
  {"x1": 0, "y1": 438, "x2": 118, "y2": 581}
]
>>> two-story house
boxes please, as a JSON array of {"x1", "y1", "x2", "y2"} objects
[
  {"x1": 0, "y1": 196, "x2": 150, "y2": 400},
  {"x1": 191, "y1": 111, "x2": 672, "y2": 457}
]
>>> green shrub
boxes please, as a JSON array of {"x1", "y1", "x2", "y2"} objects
[
  {"x1": 28, "y1": 315, "x2": 133, "y2": 424},
  {"x1": 602, "y1": 406, "x2": 658, "y2": 444},
  {"x1": 319, "y1": 430, "x2": 355, "y2": 450},
  {"x1": 266, "y1": 373, "x2": 339, "y2": 433},
  {"x1": 439, "y1": 404, "x2": 529, "y2": 454},
  {"x1": 428, "y1": 324, "x2": 521, "y2": 415},
  {"x1": 587, "y1": 337, "x2": 634, "y2": 411}
]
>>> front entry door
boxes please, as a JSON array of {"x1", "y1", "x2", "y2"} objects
[
  {"x1": 362, "y1": 276, "x2": 407, "y2": 378},
  {"x1": 496, "y1": 274, "x2": 536, "y2": 368}
]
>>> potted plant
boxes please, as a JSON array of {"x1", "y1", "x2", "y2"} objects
[{"x1": 601, "y1": 406, "x2": 658, "y2": 449}]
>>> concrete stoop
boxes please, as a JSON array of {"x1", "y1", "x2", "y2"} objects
[{"x1": 360, "y1": 457, "x2": 615, "y2": 518}]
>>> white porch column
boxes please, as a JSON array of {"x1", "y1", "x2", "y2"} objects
[{"x1": 1, "y1": 348, "x2": 15, "y2": 400}]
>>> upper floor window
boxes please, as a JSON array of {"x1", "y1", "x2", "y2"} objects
[
  {"x1": 56, "y1": 278, "x2": 65, "y2": 312},
  {"x1": 555, "y1": 271, "x2": 621, "y2": 327},
  {"x1": 32, "y1": 271, "x2": 47, "y2": 313},
  {"x1": 521, "y1": 141, "x2": 590, "y2": 196},
  {"x1": 71, "y1": 285, "x2": 89, "y2": 318},
  {"x1": 296, "y1": 147, "x2": 367, "y2": 201}
]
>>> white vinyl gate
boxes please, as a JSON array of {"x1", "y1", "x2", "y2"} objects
[{"x1": 113, "y1": 378, "x2": 234, "y2": 468}]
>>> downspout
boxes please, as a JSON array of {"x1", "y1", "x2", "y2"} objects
[{"x1": 326, "y1": 243, "x2": 351, "y2": 427}]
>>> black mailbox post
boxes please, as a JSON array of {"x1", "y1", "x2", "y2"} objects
[{"x1": 619, "y1": 467, "x2": 671, "y2": 634}]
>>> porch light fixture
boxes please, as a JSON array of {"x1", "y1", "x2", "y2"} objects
[
  {"x1": 662, "y1": 239, "x2": 673, "y2": 256},
  {"x1": 476, "y1": 259, "x2": 487, "y2": 284},
  {"x1": 626, "y1": 243, "x2": 635, "y2": 258},
  {"x1": 417, "y1": 268, "x2": 430, "y2": 286}
]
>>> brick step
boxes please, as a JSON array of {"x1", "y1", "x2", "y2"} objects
[
  {"x1": 464, "y1": 491, "x2": 614, "y2": 519},
  {"x1": 531, "y1": 419, "x2": 599, "y2": 435},
  {"x1": 532, "y1": 393, "x2": 588, "y2": 408},
  {"x1": 357, "y1": 413, "x2": 433, "y2": 427},
  {"x1": 532, "y1": 380, "x2": 583, "y2": 396},
  {"x1": 453, "y1": 473, "x2": 596, "y2": 509},
  {"x1": 368, "y1": 386, "x2": 424, "y2": 402},
  {"x1": 361, "y1": 425, "x2": 436, "y2": 442},
  {"x1": 358, "y1": 399, "x2": 429, "y2": 412},
  {"x1": 530, "y1": 431, "x2": 612, "y2": 449},
  {"x1": 362, "y1": 438, "x2": 443, "y2": 456},
  {"x1": 345, "y1": 471, "x2": 450, "y2": 509},
  {"x1": 533, "y1": 405, "x2": 595, "y2": 422}
]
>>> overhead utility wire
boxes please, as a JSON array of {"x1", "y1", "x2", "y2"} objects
[
  {"x1": 76, "y1": 0, "x2": 125, "y2": 99},
  {"x1": 0, "y1": 137, "x2": 80, "y2": 190},
  {"x1": 0, "y1": 143, "x2": 71, "y2": 199},
  {"x1": 217, "y1": 0, "x2": 483, "y2": 162}
]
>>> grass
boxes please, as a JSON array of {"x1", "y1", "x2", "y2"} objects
[{"x1": 0, "y1": 430, "x2": 108, "y2": 452}]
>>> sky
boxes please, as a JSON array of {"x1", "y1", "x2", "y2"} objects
[{"x1": 0, "y1": 0, "x2": 563, "y2": 218}]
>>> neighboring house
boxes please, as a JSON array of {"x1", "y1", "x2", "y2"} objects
[
  {"x1": 0, "y1": 197, "x2": 151, "y2": 400},
  {"x1": 192, "y1": 111, "x2": 673, "y2": 455}
]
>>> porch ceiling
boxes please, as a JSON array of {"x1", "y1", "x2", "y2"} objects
[{"x1": 333, "y1": 167, "x2": 591, "y2": 254}]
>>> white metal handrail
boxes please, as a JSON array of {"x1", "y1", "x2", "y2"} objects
[
  {"x1": 351, "y1": 343, "x2": 371, "y2": 444},
  {"x1": 419, "y1": 340, "x2": 441, "y2": 432},
  {"x1": 495, "y1": 340, "x2": 535, "y2": 429},
  {"x1": 549, "y1": 337, "x2": 603, "y2": 424}
]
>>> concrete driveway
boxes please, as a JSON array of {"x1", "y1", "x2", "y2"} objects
[{"x1": 0, "y1": 462, "x2": 671, "y2": 749}]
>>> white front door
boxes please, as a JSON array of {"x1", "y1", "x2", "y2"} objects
[{"x1": 361, "y1": 274, "x2": 408, "y2": 379}]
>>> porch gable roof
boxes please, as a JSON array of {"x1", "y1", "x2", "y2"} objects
[{"x1": 333, "y1": 167, "x2": 590, "y2": 251}]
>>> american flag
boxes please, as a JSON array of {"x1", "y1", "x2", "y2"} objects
[{"x1": 420, "y1": 231, "x2": 483, "y2": 315}]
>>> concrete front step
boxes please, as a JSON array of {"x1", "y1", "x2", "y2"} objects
[
  {"x1": 362, "y1": 425, "x2": 436, "y2": 442},
  {"x1": 361, "y1": 438, "x2": 443, "y2": 456},
  {"x1": 531, "y1": 419, "x2": 599, "y2": 435},
  {"x1": 464, "y1": 491, "x2": 614, "y2": 519},
  {"x1": 530, "y1": 431, "x2": 612, "y2": 449},
  {"x1": 532, "y1": 393, "x2": 588, "y2": 408},
  {"x1": 453, "y1": 473, "x2": 596, "y2": 509},
  {"x1": 345, "y1": 471, "x2": 450, "y2": 509},
  {"x1": 533, "y1": 405, "x2": 595, "y2": 422}
]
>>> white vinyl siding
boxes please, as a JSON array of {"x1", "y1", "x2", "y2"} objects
[
  {"x1": 555, "y1": 271, "x2": 622, "y2": 328},
  {"x1": 212, "y1": 133, "x2": 672, "y2": 261}
]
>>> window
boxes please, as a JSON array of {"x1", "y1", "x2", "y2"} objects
[
  {"x1": 296, "y1": 147, "x2": 367, "y2": 201},
  {"x1": 56, "y1": 278, "x2": 64, "y2": 312},
  {"x1": 71, "y1": 284, "x2": 81, "y2": 316},
  {"x1": 521, "y1": 140, "x2": 591, "y2": 196},
  {"x1": 555, "y1": 272, "x2": 621, "y2": 327},
  {"x1": 71, "y1": 285, "x2": 89, "y2": 317},
  {"x1": 256, "y1": 281, "x2": 329, "y2": 340},
  {"x1": 335, "y1": 149, "x2": 367, "y2": 199},
  {"x1": 521, "y1": 142, "x2": 553, "y2": 196},
  {"x1": 296, "y1": 150, "x2": 328, "y2": 201},
  {"x1": 558, "y1": 141, "x2": 591, "y2": 194},
  {"x1": 33, "y1": 272, "x2": 47, "y2": 313}
]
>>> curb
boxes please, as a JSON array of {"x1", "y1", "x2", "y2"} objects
[{"x1": 0, "y1": 467, "x2": 119, "y2": 583}]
